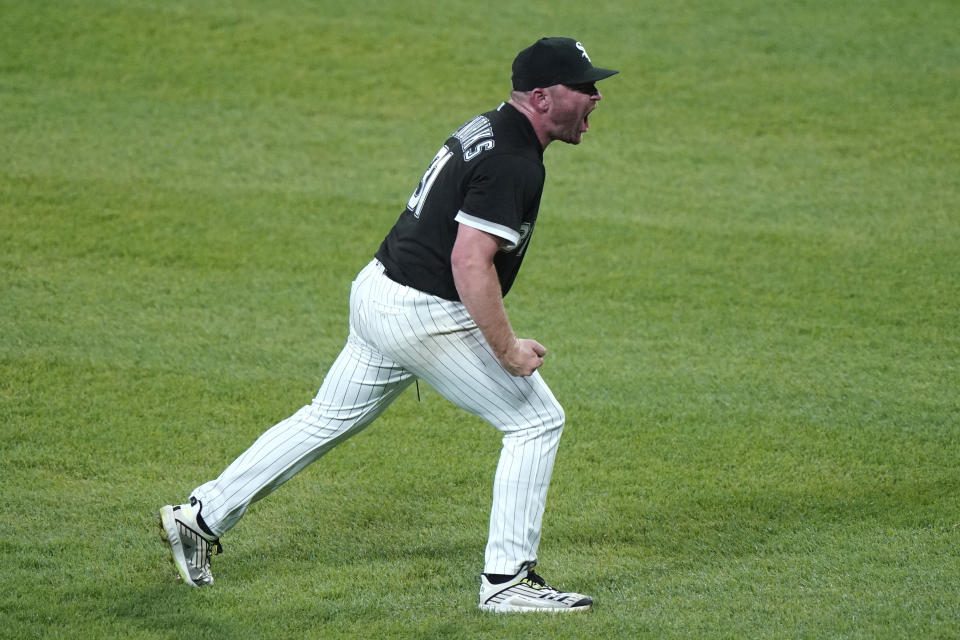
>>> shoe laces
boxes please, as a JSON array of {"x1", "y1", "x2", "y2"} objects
[{"x1": 523, "y1": 570, "x2": 553, "y2": 590}]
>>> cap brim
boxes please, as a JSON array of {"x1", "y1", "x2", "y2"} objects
[{"x1": 566, "y1": 67, "x2": 618, "y2": 85}]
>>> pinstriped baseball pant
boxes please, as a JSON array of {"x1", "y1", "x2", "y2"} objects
[{"x1": 192, "y1": 259, "x2": 565, "y2": 575}]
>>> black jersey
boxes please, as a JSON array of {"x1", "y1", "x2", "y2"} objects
[{"x1": 375, "y1": 102, "x2": 545, "y2": 301}]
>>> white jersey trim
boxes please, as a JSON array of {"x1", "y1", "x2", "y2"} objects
[{"x1": 455, "y1": 211, "x2": 521, "y2": 250}]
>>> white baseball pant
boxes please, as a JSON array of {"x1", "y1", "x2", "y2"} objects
[{"x1": 191, "y1": 259, "x2": 565, "y2": 575}]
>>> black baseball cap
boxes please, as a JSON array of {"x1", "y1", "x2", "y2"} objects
[{"x1": 511, "y1": 37, "x2": 618, "y2": 91}]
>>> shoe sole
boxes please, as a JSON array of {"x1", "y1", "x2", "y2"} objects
[
  {"x1": 479, "y1": 603, "x2": 592, "y2": 613},
  {"x1": 158, "y1": 505, "x2": 201, "y2": 588}
]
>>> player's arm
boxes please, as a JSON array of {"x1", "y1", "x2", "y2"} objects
[{"x1": 451, "y1": 223, "x2": 546, "y2": 377}]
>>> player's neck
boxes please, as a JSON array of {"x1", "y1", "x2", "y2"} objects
[{"x1": 507, "y1": 95, "x2": 552, "y2": 150}]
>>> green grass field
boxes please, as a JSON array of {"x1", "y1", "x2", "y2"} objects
[{"x1": 2, "y1": 0, "x2": 958, "y2": 638}]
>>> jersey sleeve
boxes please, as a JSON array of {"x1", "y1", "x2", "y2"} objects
[{"x1": 455, "y1": 154, "x2": 544, "y2": 249}]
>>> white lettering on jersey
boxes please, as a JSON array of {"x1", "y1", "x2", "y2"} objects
[
  {"x1": 407, "y1": 145, "x2": 454, "y2": 219},
  {"x1": 452, "y1": 115, "x2": 495, "y2": 162}
]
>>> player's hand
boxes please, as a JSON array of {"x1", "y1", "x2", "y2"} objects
[{"x1": 500, "y1": 338, "x2": 547, "y2": 377}]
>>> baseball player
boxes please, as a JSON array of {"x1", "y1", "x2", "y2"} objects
[{"x1": 159, "y1": 36, "x2": 617, "y2": 613}]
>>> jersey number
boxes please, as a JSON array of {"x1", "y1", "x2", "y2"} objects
[{"x1": 406, "y1": 146, "x2": 453, "y2": 219}]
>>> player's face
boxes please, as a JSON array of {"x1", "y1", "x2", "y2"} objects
[{"x1": 546, "y1": 83, "x2": 602, "y2": 145}]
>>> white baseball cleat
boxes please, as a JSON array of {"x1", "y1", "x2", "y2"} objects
[
  {"x1": 158, "y1": 498, "x2": 221, "y2": 587},
  {"x1": 478, "y1": 568, "x2": 593, "y2": 612}
]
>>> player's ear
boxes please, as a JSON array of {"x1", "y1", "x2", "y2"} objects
[{"x1": 530, "y1": 87, "x2": 551, "y2": 113}]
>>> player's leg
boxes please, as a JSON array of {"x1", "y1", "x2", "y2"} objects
[
  {"x1": 355, "y1": 265, "x2": 566, "y2": 577},
  {"x1": 386, "y1": 298, "x2": 591, "y2": 611},
  {"x1": 411, "y1": 329, "x2": 565, "y2": 577},
  {"x1": 190, "y1": 333, "x2": 414, "y2": 536},
  {"x1": 159, "y1": 261, "x2": 415, "y2": 586},
  {"x1": 189, "y1": 261, "x2": 415, "y2": 535}
]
